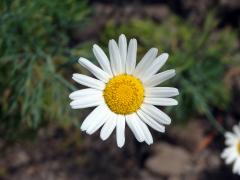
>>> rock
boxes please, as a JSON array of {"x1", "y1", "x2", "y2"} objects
[
  {"x1": 140, "y1": 170, "x2": 163, "y2": 180},
  {"x1": 220, "y1": 0, "x2": 240, "y2": 8},
  {"x1": 193, "y1": 150, "x2": 221, "y2": 172},
  {"x1": 8, "y1": 149, "x2": 30, "y2": 167},
  {"x1": 145, "y1": 143, "x2": 191, "y2": 176},
  {"x1": 168, "y1": 120, "x2": 205, "y2": 151}
]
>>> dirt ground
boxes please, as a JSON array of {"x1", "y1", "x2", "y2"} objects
[{"x1": 0, "y1": 119, "x2": 239, "y2": 180}]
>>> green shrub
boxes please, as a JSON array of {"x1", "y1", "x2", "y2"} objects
[
  {"x1": 99, "y1": 14, "x2": 239, "y2": 127},
  {"x1": 0, "y1": 0, "x2": 90, "y2": 138}
]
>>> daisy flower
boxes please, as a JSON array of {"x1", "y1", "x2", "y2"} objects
[
  {"x1": 222, "y1": 123, "x2": 240, "y2": 175},
  {"x1": 69, "y1": 34, "x2": 179, "y2": 147}
]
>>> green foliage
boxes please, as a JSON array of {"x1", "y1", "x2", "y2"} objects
[
  {"x1": 0, "y1": 0, "x2": 90, "y2": 138},
  {"x1": 100, "y1": 14, "x2": 239, "y2": 123}
]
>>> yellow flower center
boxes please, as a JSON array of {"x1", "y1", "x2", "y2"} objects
[
  {"x1": 103, "y1": 74, "x2": 144, "y2": 115},
  {"x1": 237, "y1": 141, "x2": 240, "y2": 154}
]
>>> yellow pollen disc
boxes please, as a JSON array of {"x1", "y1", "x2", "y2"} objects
[
  {"x1": 237, "y1": 141, "x2": 240, "y2": 154},
  {"x1": 103, "y1": 74, "x2": 144, "y2": 115}
]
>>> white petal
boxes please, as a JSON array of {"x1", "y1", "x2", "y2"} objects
[
  {"x1": 126, "y1": 39, "x2": 137, "y2": 74},
  {"x1": 93, "y1": 44, "x2": 113, "y2": 76},
  {"x1": 143, "y1": 69, "x2": 176, "y2": 87},
  {"x1": 141, "y1": 53, "x2": 169, "y2": 81},
  {"x1": 109, "y1": 40, "x2": 123, "y2": 75},
  {"x1": 221, "y1": 147, "x2": 236, "y2": 158},
  {"x1": 126, "y1": 113, "x2": 145, "y2": 142},
  {"x1": 236, "y1": 159, "x2": 240, "y2": 175},
  {"x1": 144, "y1": 97, "x2": 178, "y2": 106},
  {"x1": 100, "y1": 113, "x2": 117, "y2": 141},
  {"x1": 145, "y1": 87, "x2": 179, "y2": 98},
  {"x1": 72, "y1": 74, "x2": 105, "y2": 90},
  {"x1": 225, "y1": 153, "x2": 237, "y2": 165},
  {"x1": 86, "y1": 107, "x2": 111, "y2": 135},
  {"x1": 118, "y1": 34, "x2": 127, "y2": 73},
  {"x1": 116, "y1": 115, "x2": 125, "y2": 148},
  {"x1": 225, "y1": 138, "x2": 238, "y2": 146},
  {"x1": 137, "y1": 109, "x2": 165, "y2": 132},
  {"x1": 78, "y1": 57, "x2": 111, "y2": 83},
  {"x1": 136, "y1": 115, "x2": 153, "y2": 145},
  {"x1": 237, "y1": 167, "x2": 240, "y2": 176},
  {"x1": 225, "y1": 132, "x2": 238, "y2": 141},
  {"x1": 81, "y1": 105, "x2": 108, "y2": 131},
  {"x1": 141, "y1": 103, "x2": 171, "y2": 125},
  {"x1": 70, "y1": 94, "x2": 104, "y2": 109},
  {"x1": 133, "y1": 48, "x2": 158, "y2": 79},
  {"x1": 224, "y1": 131, "x2": 238, "y2": 145},
  {"x1": 233, "y1": 158, "x2": 240, "y2": 174},
  {"x1": 233, "y1": 125, "x2": 240, "y2": 137},
  {"x1": 69, "y1": 88, "x2": 102, "y2": 100}
]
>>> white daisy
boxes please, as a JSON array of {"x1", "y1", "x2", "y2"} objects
[
  {"x1": 222, "y1": 122, "x2": 240, "y2": 175},
  {"x1": 69, "y1": 34, "x2": 179, "y2": 148}
]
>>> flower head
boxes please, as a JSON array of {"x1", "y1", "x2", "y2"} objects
[
  {"x1": 69, "y1": 34, "x2": 179, "y2": 147},
  {"x1": 222, "y1": 123, "x2": 240, "y2": 175}
]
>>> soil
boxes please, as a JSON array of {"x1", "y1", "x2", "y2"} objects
[{"x1": 0, "y1": 120, "x2": 239, "y2": 180}]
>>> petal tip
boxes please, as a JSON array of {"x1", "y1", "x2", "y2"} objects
[
  {"x1": 170, "y1": 69, "x2": 176, "y2": 76},
  {"x1": 174, "y1": 100, "x2": 178, "y2": 105},
  {"x1": 72, "y1": 73, "x2": 79, "y2": 77},
  {"x1": 162, "y1": 53, "x2": 169, "y2": 59},
  {"x1": 152, "y1": 47, "x2": 158, "y2": 52},
  {"x1": 176, "y1": 89, "x2": 180, "y2": 95},
  {"x1": 117, "y1": 142, "x2": 124, "y2": 148},
  {"x1": 69, "y1": 101, "x2": 75, "y2": 106},
  {"x1": 69, "y1": 93, "x2": 74, "y2": 100},
  {"x1": 119, "y1": 34, "x2": 126, "y2": 38},
  {"x1": 78, "y1": 57, "x2": 85, "y2": 65},
  {"x1": 100, "y1": 135, "x2": 107, "y2": 141}
]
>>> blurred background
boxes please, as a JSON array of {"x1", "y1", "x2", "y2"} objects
[{"x1": 0, "y1": 0, "x2": 240, "y2": 179}]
